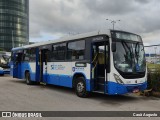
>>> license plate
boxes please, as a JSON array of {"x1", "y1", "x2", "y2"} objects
[{"x1": 133, "y1": 89, "x2": 139, "y2": 93}]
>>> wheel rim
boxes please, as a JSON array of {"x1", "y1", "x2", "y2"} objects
[{"x1": 77, "y1": 82, "x2": 84, "y2": 93}]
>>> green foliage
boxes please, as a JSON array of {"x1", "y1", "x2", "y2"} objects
[{"x1": 148, "y1": 66, "x2": 160, "y2": 92}]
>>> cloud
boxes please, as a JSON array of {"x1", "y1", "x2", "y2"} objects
[
  {"x1": 29, "y1": 0, "x2": 160, "y2": 44},
  {"x1": 82, "y1": 0, "x2": 140, "y2": 15}
]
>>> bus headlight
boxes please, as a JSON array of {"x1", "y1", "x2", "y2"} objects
[{"x1": 113, "y1": 74, "x2": 124, "y2": 84}]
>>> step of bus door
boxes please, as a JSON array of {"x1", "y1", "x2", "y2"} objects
[
  {"x1": 97, "y1": 83, "x2": 104, "y2": 92},
  {"x1": 97, "y1": 77, "x2": 105, "y2": 84}
]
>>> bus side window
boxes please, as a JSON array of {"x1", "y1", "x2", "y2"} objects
[
  {"x1": 47, "y1": 43, "x2": 66, "y2": 61},
  {"x1": 24, "y1": 49, "x2": 30, "y2": 62},
  {"x1": 18, "y1": 53, "x2": 23, "y2": 62},
  {"x1": 67, "y1": 40, "x2": 85, "y2": 60},
  {"x1": 30, "y1": 48, "x2": 36, "y2": 62}
]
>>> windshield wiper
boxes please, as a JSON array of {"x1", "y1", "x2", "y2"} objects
[
  {"x1": 135, "y1": 42, "x2": 140, "y2": 64},
  {"x1": 121, "y1": 41, "x2": 134, "y2": 65}
]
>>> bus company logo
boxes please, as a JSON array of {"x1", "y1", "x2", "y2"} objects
[
  {"x1": 72, "y1": 67, "x2": 75, "y2": 72},
  {"x1": 2, "y1": 112, "x2": 42, "y2": 118},
  {"x1": 51, "y1": 65, "x2": 65, "y2": 70}
]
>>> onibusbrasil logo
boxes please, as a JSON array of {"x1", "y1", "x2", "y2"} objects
[{"x1": 2, "y1": 112, "x2": 42, "y2": 118}]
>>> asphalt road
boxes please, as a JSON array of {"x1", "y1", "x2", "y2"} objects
[{"x1": 0, "y1": 75, "x2": 160, "y2": 120}]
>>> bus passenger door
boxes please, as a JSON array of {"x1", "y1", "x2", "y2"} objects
[
  {"x1": 91, "y1": 41, "x2": 109, "y2": 93},
  {"x1": 39, "y1": 50, "x2": 48, "y2": 83},
  {"x1": 13, "y1": 52, "x2": 23, "y2": 78}
]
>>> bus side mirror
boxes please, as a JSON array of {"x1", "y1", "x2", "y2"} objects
[{"x1": 112, "y1": 42, "x2": 116, "y2": 52}]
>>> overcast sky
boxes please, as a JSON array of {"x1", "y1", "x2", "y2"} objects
[{"x1": 29, "y1": 0, "x2": 160, "y2": 46}]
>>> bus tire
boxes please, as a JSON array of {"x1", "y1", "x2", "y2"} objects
[
  {"x1": 25, "y1": 72, "x2": 33, "y2": 85},
  {"x1": 75, "y1": 77, "x2": 89, "y2": 98}
]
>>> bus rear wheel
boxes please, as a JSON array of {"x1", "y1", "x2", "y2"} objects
[
  {"x1": 75, "y1": 77, "x2": 89, "y2": 98},
  {"x1": 25, "y1": 72, "x2": 33, "y2": 85}
]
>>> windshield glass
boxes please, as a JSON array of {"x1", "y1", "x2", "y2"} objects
[
  {"x1": 0, "y1": 54, "x2": 10, "y2": 65},
  {"x1": 113, "y1": 41, "x2": 146, "y2": 73},
  {"x1": 2, "y1": 55, "x2": 10, "y2": 62}
]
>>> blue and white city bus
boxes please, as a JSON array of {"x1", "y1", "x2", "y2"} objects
[
  {"x1": 0, "y1": 51, "x2": 11, "y2": 75},
  {"x1": 10, "y1": 30, "x2": 147, "y2": 97}
]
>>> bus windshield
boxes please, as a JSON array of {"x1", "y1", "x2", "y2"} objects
[
  {"x1": 111, "y1": 31, "x2": 146, "y2": 74},
  {"x1": 2, "y1": 55, "x2": 10, "y2": 62},
  {"x1": 113, "y1": 41, "x2": 146, "y2": 73},
  {"x1": 0, "y1": 53, "x2": 10, "y2": 68}
]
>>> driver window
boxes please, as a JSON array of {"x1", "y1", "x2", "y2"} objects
[{"x1": 15, "y1": 53, "x2": 22, "y2": 62}]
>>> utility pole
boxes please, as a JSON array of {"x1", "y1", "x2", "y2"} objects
[{"x1": 106, "y1": 19, "x2": 120, "y2": 30}]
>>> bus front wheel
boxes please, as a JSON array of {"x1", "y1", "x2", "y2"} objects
[{"x1": 75, "y1": 77, "x2": 89, "y2": 98}]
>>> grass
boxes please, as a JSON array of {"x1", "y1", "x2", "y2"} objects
[
  {"x1": 147, "y1": 63, "x2": 160, "y2": 69},
  {"x1": 147, "y1": 63, "x2": 160, "y2": 92}
]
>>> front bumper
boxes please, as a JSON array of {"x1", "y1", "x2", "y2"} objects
[{"x1": 107, "y1": 81, "x2": 147, "y2": 95}]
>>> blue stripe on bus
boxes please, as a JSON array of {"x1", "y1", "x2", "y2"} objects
[
  {"x1": 0, "y1": 70, "x2": 4, "y2": 75},
  {"x1": 86, "y1": 79, "x2": 91, "y2": 91},
  {"x1": 21, "y1": 62, "x2": 36, "y2": 81},
  {"x1": 30, "y1": 73, "x2": 36, "y2": 81},
  {"x1": 43, "y1": 74, "x2": 91, "y2": 91},
  {"x1": 19, "y1": 62, "x2": 92, "y2": 91},
  {"x1": 107, "y1": 81, "x2": 147, "y2": 95},
  {"x1": 47, "y1": 74, "x2": 72, "y2": 88}
]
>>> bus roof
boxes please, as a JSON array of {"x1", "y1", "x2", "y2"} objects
[
  {"x1": 12, "y1": 29, "x2": 111, "y2": 51},
  {"x1": 12, "y1": 29, "x2": 142, "y2": 52}
]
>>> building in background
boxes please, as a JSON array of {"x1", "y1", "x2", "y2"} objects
[
  {"x1": 0, "y1": 0, "x2": 29, "y2": 51},
  {"x1": 145, "y1": 45, "x2": 160, "y2": 63},
  {"x1": 145, "y1": 54, "x2": 160, "y2": 63}
]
